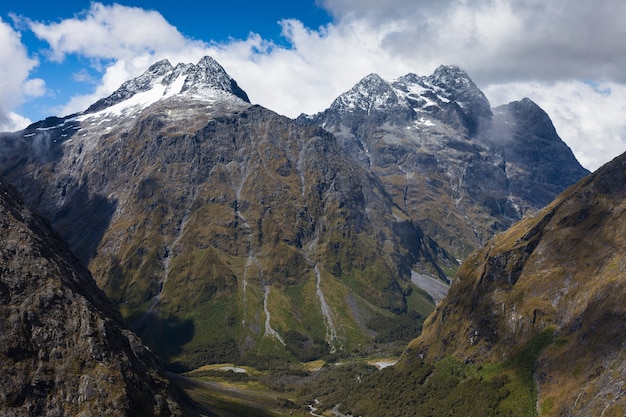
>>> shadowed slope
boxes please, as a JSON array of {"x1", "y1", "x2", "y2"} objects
[{"x1": 0, "y1": 179, "x2": 181, "y2": 416}]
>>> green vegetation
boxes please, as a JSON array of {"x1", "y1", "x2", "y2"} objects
[
  {"x1": 310, "y1": 358, "x2": 510, "y2": 417},
  {"x1": 367, "y1": 310, "x2": 423, "y2": 344},
  {"x1": 300, "y1": 330, "x2": 557, "y2": 417},
  {"x1": 174, "y1": 327, "x2": 556, "y2": 417},
  {"x1": 489, "y1": 328, "x2": 555, "y2": 416}
]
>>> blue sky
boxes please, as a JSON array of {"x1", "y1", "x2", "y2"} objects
[{"x1": 1, "y1": 1, "x2": 625, "y2": 170}]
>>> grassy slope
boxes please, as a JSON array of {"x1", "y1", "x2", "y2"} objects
[{"x1": 400, "y1": 153, "x2": 626, "y2": 416}]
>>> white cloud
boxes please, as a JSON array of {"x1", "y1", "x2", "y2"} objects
[
  {"x1": 0, "y1": 17, "x2": 41, "y2": 131},
  {"x1": 23, "y1": 78, "x2": 46, "y2": 98},
  {"x1": 28, "y1": 3, "x2": 192, "y2": 62},
  {"x1": 0, "y1": 112, "x2": 33, "y2": 133},
  {"x1": 20, "y1": 1, "x2": 626, "y2": 169},
  {"x1": 320, "y1": 0, "x2": 626, "y2": 84},
  {"x1": 206, "y1": 19, "x2": 417, "y2": 115}
]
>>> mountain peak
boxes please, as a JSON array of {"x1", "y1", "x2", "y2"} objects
[
  {"x1": 430, "y1": 64, "x2": 469, "y2": 82},
  {"x1": 360, "y1": 73, "x2": 387, "y2": 85},
  {"x1": 308, "y1": 65, "x2": 493, "y2": 135},
  {"x1": 84, "y1": 55, "x2": 249, "y2": 116},
  {"x1": 427, "y1": 64, "x2": 492, "y2": 120},
  {"x1": 326, "y1": 72, "x2": 399, "y2": 115},
  {"x1": 179, "y1": 55, "x2": 250, "y2": 101},
  {"x1": 147, "y1": 58, "x2": 175, "y2": 74}
]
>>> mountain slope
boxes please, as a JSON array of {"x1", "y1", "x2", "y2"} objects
[
  {"x1": 310, "y1": 152, "x2": 624, "y2": 417},
  {"x1": 0, "y1": 57, "x2": 450, "y2": 368},
  {"x1": 404, "y1": 151, "x2": 626, "y2": 416},
  {"x1": 0, "y1": 178, "x2": 181, "y2": 416},
  {"x1": 300, "y1": 66, "x2": 589, "y2": 259}
]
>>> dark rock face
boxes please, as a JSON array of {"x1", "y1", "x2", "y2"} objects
[
  {"x1": 300, "y1": 67, "x2": 589, "y2": 258},
  {"x1": 0, "y1": 179, "x2": 181, "y2": 416},
  {"x1": 487, "y1": 98, "x2": 589, "y2": 206},
  {"x1": 407, "y1": 151, "x2": 626, "y2": 417}
]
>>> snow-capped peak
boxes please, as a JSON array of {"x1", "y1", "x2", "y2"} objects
[
  {"x1": 82, "y1": 56, "x2": 250, "y2": 118},
  {"x1": 321, "y1": 65, "x2": 492, "y2": 132},
  {"x1": 330, "y1": 73, "x2": 399, "y2": 114}
]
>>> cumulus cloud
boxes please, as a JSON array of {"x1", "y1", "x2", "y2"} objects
[
  {"x1": 28, "y1": 3, "x2": 191, "y2": 61},
  {"x1": 14, "y1": 1, "x2": 626, "y2": 169},
  {"x1": 206, "y1": 19, "x2": 415, "y2": 115},
  {"x1": 0, "y1": 17, "x2": 42, "y2": 131}
]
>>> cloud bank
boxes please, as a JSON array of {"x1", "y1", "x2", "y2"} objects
[
  {"x1": 4, "y1": 1, "x2": 626, "y2": 170},
  {"x1": 0, "y1": 17, "x2": 45, "y2": 131}
]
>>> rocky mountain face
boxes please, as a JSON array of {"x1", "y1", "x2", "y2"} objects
[
  {"x1": 404, "y1": 151, "x2": 626, "y2": 416},
  {"x1": 0, "y1": 57, "x2": 452, "y2": 368},
  {"x1": 0, "y1": 56, "x2": 593, "y2": 374},
  {"x1": 0, "y1": 178, "x2": 181, "y2": 416},
  {"x1": 299, "y1": 65, "x2": 589, "y2": 258}
]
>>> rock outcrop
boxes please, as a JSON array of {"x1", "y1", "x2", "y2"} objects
[{"x1": 0, "y1": 179, "x2": 181, "y2": 416}]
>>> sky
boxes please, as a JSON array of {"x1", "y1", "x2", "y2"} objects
[{"x1": 1, "y1": 1, "x2": 625, "y2": 171}]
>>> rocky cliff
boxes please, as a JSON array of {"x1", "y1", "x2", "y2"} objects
[{"x1": 0, "y1": 178, "x2": 181, "y2": 416}]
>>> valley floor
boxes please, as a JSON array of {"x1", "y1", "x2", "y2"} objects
[{"x1": 171, "y1": 357, "x2": 400, "y2": 417}]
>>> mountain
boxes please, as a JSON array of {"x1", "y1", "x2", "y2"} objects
[
  {"x1": 403, "y1": 151, "x2": 626, "y2": 416},
  {"x1": 0, "y1": 56, "x2": 451, "y2": 368},
  {"x1": 299, "y1": 65, "x2": 589, "y2": 259},
  {"x1": 309, "y1": 152, "x2": 625, "y2": 417},
  {"x1": 84, "y1": 56, "x2": 250, "y2": 114},
  {"x1": 0, "y1": 57, "x2": 592, "y2": 374},
  {"x1": 0, "y1": 178, "x2": 181, "y2": 415}
]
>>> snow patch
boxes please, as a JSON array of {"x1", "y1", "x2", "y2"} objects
[
  {"x1": 216, "y1": 366, "x2": 247, "y2": 373},
  {"x1": 370, "y1": 360, "x2": 398, "y2": 369},
  {"x1": 416, "y1": 117, "x2": 435, "y2": 127}
]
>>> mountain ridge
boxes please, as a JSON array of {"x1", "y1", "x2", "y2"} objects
[
  {"x1": 86, "y1": 56, "x2": 250, "y2": 115},
  {"x1": 307, "y1": 151, "x2": 624, "y2": 417},
  {"x1": 0, "y1": 58, "x2": 451, "y2": 368},
  {"x1": 0, "y1": 56, "x2": 591, "y2": 372},
  {"x1": 299, "y1": 66, "x2": 589, "y2": 258}
]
